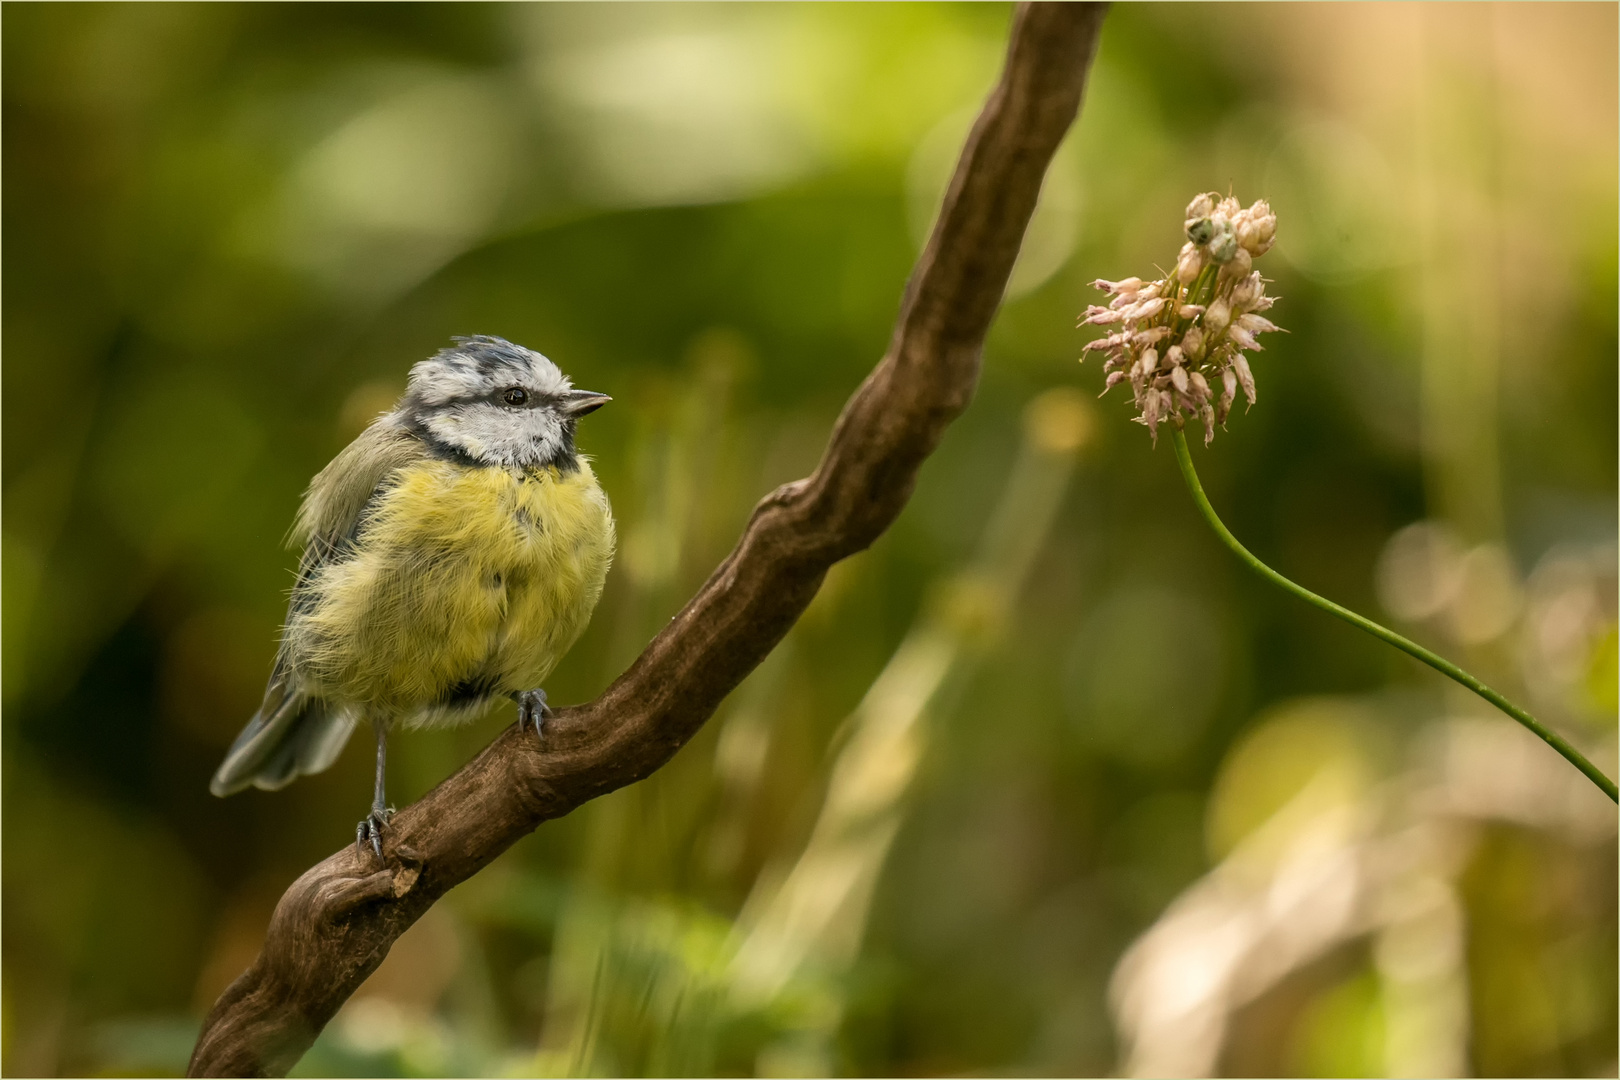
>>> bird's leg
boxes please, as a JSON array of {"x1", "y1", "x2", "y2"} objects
[
  {"x1": 355, "y1": 721, "x2": 392, "y2": 860},
  {"x1": 512, "y1": 688, "x2": 551, "y2": 739}
]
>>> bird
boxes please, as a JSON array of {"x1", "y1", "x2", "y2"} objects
[{"x1": 210, "y1": 335, "x2": 616, "y2": 858}]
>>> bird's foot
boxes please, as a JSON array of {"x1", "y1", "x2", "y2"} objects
[
  {"x1": 356, "y1": 806, "x2": 393, "y2": 861},
  {"x1": 513, "y1": 688, "x2": 551, "y2": 739}
]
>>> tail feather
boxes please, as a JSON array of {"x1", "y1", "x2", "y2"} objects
[{"x1": 210, "y1": 681, "x2": 358, "y2": 796}]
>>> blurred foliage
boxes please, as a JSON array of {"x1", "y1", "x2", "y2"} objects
[{"x1": 3, "y1": 4, "x2": 1615, "y2": 1077}]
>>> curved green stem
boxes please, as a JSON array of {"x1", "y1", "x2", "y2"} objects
[{"x1": 1171, "y1": 428, "x2": 1617, "y2": 803}]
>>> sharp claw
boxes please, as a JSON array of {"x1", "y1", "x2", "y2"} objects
[
  {"x1": 513, "y1": 689, "x2": 550, "y2": 740},
  {"x1": 356, "y1": 809, "x2": 391, "y2": 862}
]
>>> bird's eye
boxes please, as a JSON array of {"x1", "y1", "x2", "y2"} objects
[{"x1": 503, "y1": 387, "x2": 528, "y2": 406}]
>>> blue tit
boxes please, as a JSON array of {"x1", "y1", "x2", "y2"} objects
[{"x1": 210, "y1": 335, "x2": 616, "y2": 857}]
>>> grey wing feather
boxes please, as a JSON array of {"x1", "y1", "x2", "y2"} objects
[
  {"x1": 211, "y1": 415, "x2": 425, "y2": 797},
  {"x1": 209, "y1": 675, "x2": 357, "y2": 795}
]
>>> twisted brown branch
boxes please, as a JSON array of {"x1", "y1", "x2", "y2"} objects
[{"x1": 187, "y1": 5, "x2": 1107, "y2": 1074}]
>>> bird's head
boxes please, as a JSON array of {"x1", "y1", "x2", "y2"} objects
[{"x1": 397, "y1": 335, "x2": 610, "y2": 470}]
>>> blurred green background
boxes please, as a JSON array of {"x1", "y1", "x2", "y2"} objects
[{"x1": 3, "y1": 3, "x2": 1615, "y2": 1077}]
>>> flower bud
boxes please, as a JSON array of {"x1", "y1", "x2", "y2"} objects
[
  {"x1": 1181, "y1": 325, "x2": 1205, "y2": 360},
  {"x1": 1103, "y1": 370, "x2": 1127, "y2": 393},
  {"x1": 1227, "y1": 324, "x2": 1261, "y2": 352},
  {"x1": 1236, "y1": 312, "x2": 1280, "y2": 336},
  {"x1": 1207, "y1": 226, "x2": 1239, "y2": 264},
  {"x1": 1218, "y1": 368, "x2": 1237, "y2": 422},
  {"x1": 1176, "y1": 242, "x2": 1205, "y2": 284},
  {"x1": 1189, "y1": 370, "x2": 1211, "y2": 401},
  {"x1": 1236, "y1": 200, "x2": 1276, "y2": 255},
  {"x1": 1164, "y1": 344, "x2": 1185, "y2": 368},
  {"x1": 1219, "y1": 246, "x2": 1252, "y2": 281},
  {"x1": 1092, "y1": 276, "x2": 1144, "y2": 295},
  {"x1": 1216, "y1": 196, "x2": 1241, "y2": 219},
  {"x1": 1229, "y1": 272, "x2": 1264, "y2": 310},
  {"x1": 1233, "y1": 354, "x2": 1256, "y2": 405},
  {"x1": 1170, "y1": 365, "x2": 1189, "y2": 393},
  {"x1": 1127, "y1": 296, "x2": 1166, "y2": 321},
  {"x1": 1186, "y1": 192, "x2": 1216, "y2": 219},
  {"x1": 1203, "y1": 298, "x2": 1231, "y2": 334},
  {"x1": 1200, "y1": 403, "x2": 1216, "y2": 444}
]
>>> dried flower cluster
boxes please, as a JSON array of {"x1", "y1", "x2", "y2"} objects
[{"x1": 1081, "y1": 193, "x2": 1282, "y2": 443}]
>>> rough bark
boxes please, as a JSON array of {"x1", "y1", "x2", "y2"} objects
[{"x1": 188, "y1": 5, "x2": 1107, "y2": 1074}]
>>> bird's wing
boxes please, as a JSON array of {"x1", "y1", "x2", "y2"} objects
[
  {"x1": 290, "y1": 416, "x2": 428, "y2": 554},
  {"x1": 211, "y1": 418, "x2": 427, "y2": 796}
]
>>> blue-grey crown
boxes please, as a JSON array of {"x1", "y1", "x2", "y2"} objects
[{"x1": 438, "y1": 335, "x2": 543, "y2": 381}]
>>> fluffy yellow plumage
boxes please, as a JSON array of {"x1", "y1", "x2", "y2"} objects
[{"x1": 288, "y1": 458, "x2": 614, "y2": 723}]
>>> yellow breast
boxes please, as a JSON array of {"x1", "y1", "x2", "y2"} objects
[{"x1": 287, "y1": 457, "x2": 614, "y2": 722}]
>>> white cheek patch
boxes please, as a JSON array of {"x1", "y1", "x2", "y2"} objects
[
  {"x1": 424, "y1": 402, "x2": 567, "y2": 468},
  {"x1": 422, "y1": 406, "x2": 482, "y2": 457}
]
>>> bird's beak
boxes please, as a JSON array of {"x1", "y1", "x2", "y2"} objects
[{"x1": 559, "y1": 390, "x2": 612, "y2": 418}]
